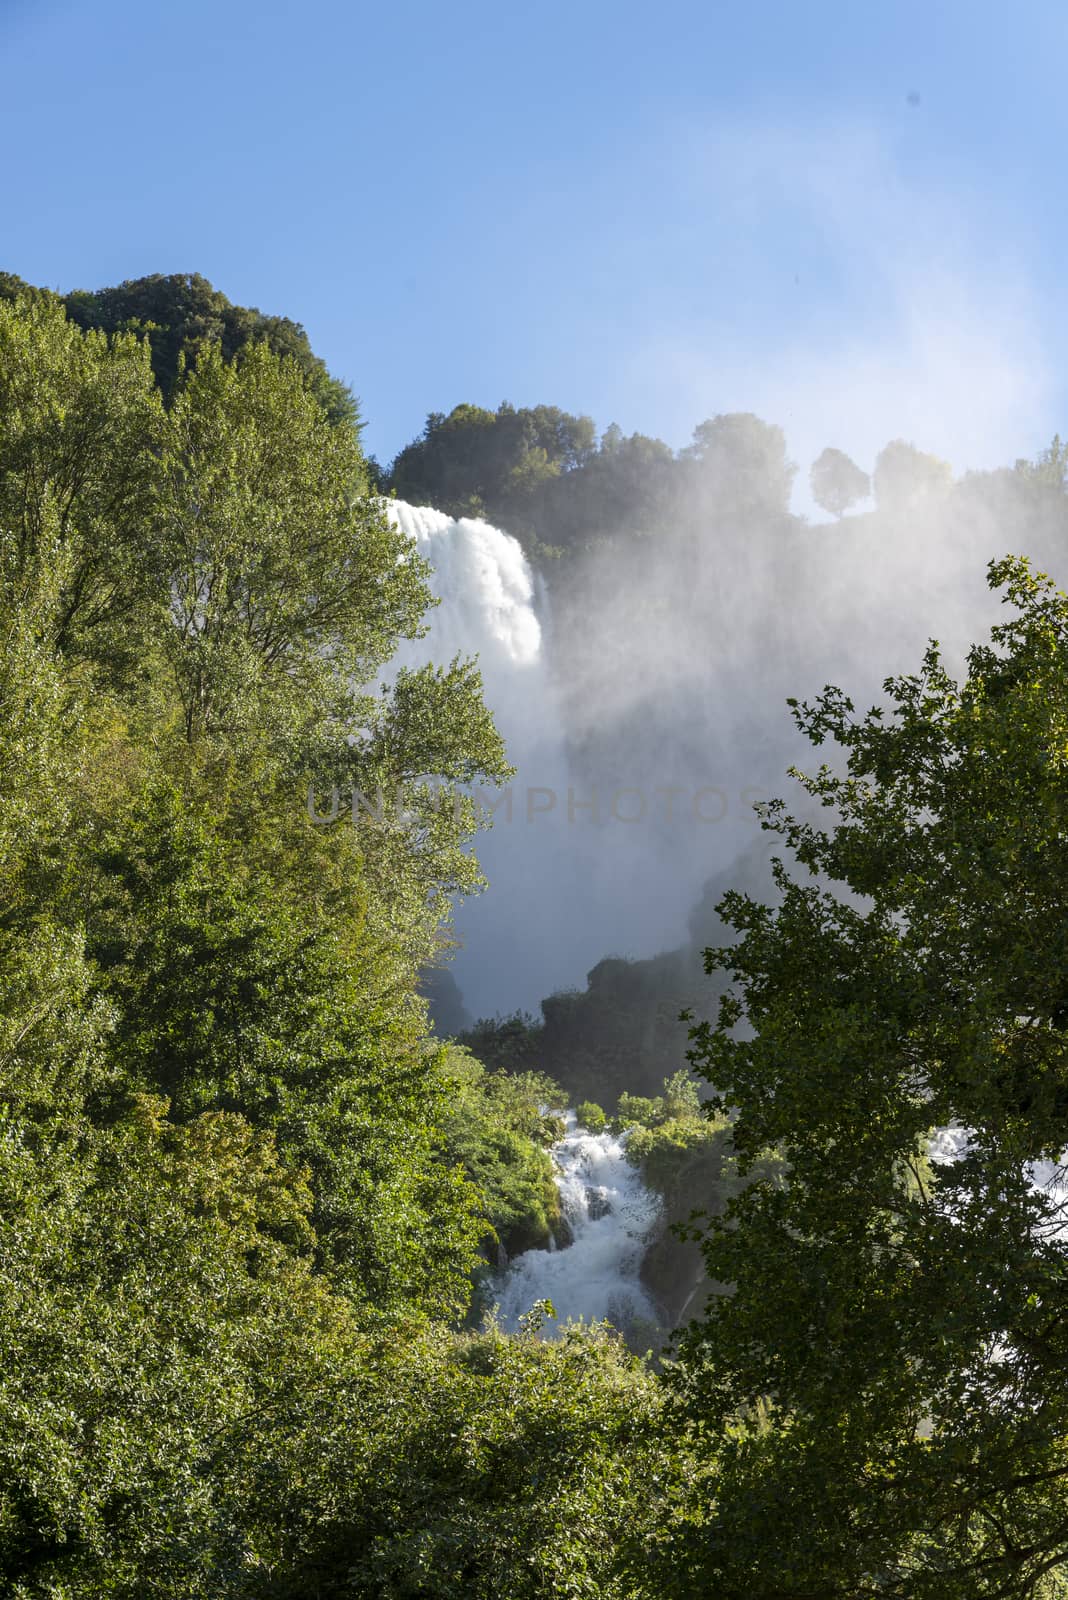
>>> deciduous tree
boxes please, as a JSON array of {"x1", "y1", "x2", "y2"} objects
[{"x1": 678, "y1": 556, "x2": 1068, "y2": 1598}]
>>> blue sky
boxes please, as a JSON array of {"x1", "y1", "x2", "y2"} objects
[{"x1": 2, "y1": 0, "x2": 1066, "y2": 492}]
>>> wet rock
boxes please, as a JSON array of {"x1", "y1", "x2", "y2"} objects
[
  {"x1": 551, "y1": 1215, "x2": 574, "y2": 1249},
  {"x1": 640, "y1": 1224, "x2": 709, "y2": 1327}
]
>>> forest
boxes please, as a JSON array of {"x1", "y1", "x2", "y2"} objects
[{"x1": 5, "y1": 271, "x2": 1068, "y2": 1597}]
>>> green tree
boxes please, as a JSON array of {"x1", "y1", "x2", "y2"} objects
[
  {"x1": 809, "y1": 445, "x2": 870, "y2": 518},
  {"x1": 80, "y1": 778, "x2": 485, "y2": 1315},
  {"x1": 677, "y1": 555, "x2": 1068, "y2": 1598},
  {"x1": 0, "y1": 876, "x2": 356, "y2": 1594},
  {"x1": 1015, "y1": 433, "x2": 1068, "y2": 492},
  {"x1": 683, "y1": 413, "x2": 796, "y2": 518},
  {"x1": 147, "y1": 336, "x2": 512, "y2": 975},
  {"x1": 61, "y1": 271, "x2": 357, "y2": 424},
  {"x1": 0, "y1": 295, "x2": 164, "y2": 681},
  {"x1": 0, "y1": 279, "x2": 700, "y2": 1600},
  {"x1": 577, "y1": 1099, "x2": 607, "y2": 1132},
  {"x1": 154, "y1": 340, "x2": 426, "y2": 752},
  {"x1": 220, "y1": 1318, "x2": 677, "y2": 1600},
  {"x1": 388, "y1": 400, "x2": 597, "y2": 535},
  {"x1": 873, "y1": 436, "x2": 952, "y2": 513},
  {"x1": 438, "y1": 1044, "x2": 564, "y2": 1257}
]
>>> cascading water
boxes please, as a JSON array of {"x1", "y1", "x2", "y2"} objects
[
  {"x1": 387, "y1": 500, "x2": 574, "y2": 1016},
  {"x1": 493, "y1": 1111, "x2": 662, "y2": 1336},
  {"x1": 383, "y1": 505, "x2": 669, "y2": 1331},
  {"x1": 385, "y1": 500, "x2": 722, "y2": 1018}
]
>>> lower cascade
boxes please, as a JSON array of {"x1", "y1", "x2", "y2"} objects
[{"x1": 494, "y1": 1112, "x2": 662, "y2": 1336}]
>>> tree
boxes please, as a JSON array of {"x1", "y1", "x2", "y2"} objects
[
  {"x1": 675, "y1": 555, "x2": 1068, "y2": 1598},
  {"x1": 219, "y1": 1317, "x2": 675, "y2": 1600},
  {"x1": 0, "y1": 281, "x2": 703, "y2": 1600},
  {"x1": 388, "y1": 401, "x2": 597, "y2": 533},
  {"x1": 682, "y1": 413, "x2": 796, "y2": 518},
  {"x1": 81, "y1": 777, "x2": 488, "y2": 1315},
  {"x1": 61, "y1": 271, "x2": 358, "y2": 425},
  {"x1": 437, "y1": 1044, "x2": 565, "y2": 1257},
  {"x1": 0, "y1": 766, "x2": 354, "y2": 1592},
  {"x1": 873, "y1": 437, "x2": 952, "y2": 513},
  {"x1": 153, "y1": 340, "x2": 427, "y2": 752},
  {"x1": 1015, "y1": 434, "x2": 1068, "y2": 493},
  {"x1": 0, "y1": 294, "x2": 164, "y2": 681},
  {"x1": 809, "y1": 446, "x2": 870, "y2": 518},
  {"x1": 0, "y1": 281, "x2": 571, "y2": 1596}
]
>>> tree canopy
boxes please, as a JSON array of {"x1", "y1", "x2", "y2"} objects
[
  {"x1": 0, "y1": 290, "x2": 672, "y2": 1595},
  {"x1": 0, "y1": 270, "x2": 356, "y2": 423},
  {"x1": 677, "y1": 555, "x2": 1068, "y2": 1598},
  {"x1": 810, "y1": 444, "x2": 870, "y2": 517}
]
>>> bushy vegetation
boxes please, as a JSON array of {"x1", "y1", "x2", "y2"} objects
[
  {"x1": 439, "y1": 1044, "x2": 565, "y2": 1258},
  {"x1": 0, "y1": 268, "x2": 357, "y2": 424},
  {"x1": 673, "y1": 556, "x2": 1068, "y2": 1596},
  {"x1": 575, "y1": 1098, "x2": 607, "y2": 1132},
  {"x1": 214, "y1": 1315, "x2": 683, "y2": 1600}
]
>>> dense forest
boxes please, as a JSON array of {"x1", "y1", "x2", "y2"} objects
[{"x1": 5, "y1": 272, "x2": 1068, "y2": 1596}]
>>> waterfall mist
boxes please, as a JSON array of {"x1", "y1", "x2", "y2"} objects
[
  {"x1": 390, "y1": 465, "x2": 1068, "y2": 1026},
  {"x1": 388, "y1": 499, "x2": 734, "y2": 1018}
]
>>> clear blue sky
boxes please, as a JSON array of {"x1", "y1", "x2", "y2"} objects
[{"x1": 2, "y1": 0, "x2": 1066, "y2": 489}]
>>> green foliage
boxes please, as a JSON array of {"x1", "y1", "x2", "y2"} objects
[
  {"x1": 616, "y1": 1070, "x2": 703, "y2": 1134},
  {"x1": 389, "y1": 400, "x2": 596, "y2": 534},
  {"x1": 0, "y1": 942, "x2": 351, "y2": 1593},
  {"x1": 17, "y1": 269, "x2": 1068, "y2": 1595},
  {"x1": 218, "y1": 1318, "x2": 679, "y2": 1600},
  {"x1": 154, "y1": 339, "x2": 426, "y2": 753},
  {"x1": 616, "y1": 1091, "x2": 663, "y2": 1130},
  {"x1": 1016, "y1": 432, "x2": 1068, "y2": 491},
  {"x1": 873, "y1": 435, "x2": 952, "y2": 512},
  {"x1": 0, "y1": 292, "x2": 580, "y2": 1593},
  {"x1": 0, "y1": 294, "x2": 164, "y2": 683},
  {"x1": 681, "y1": 412, "x2": 796, "y2": 519},
  {"x1": 387, "y1": 402, "x2": 795, "y2": 560},
  {"x1": 80, "y1": 777, "x2": 485, "y2": 1315},
  {"x1": 439, "y1": 1045, "x2": 564, "y2": 1256},
  {"x1": 460, "y1": 1009, "x2": 546, "y2": 1075},
  {"x1": 61, "y1": 271, "x2": 357, "y2": 424},
  {"x1": 676, "y1": 555, "x2": 1068, "y2": 1596},
  {"x1": 576, "y1": 1099, "x2": 607, "y2": 1132},
  {"x1": 625, "y1": 1114, "x2": 726, "y2": 1195},
  {"x1": 616, "y1": 1074, "x2": 736, "y2": 1249}
]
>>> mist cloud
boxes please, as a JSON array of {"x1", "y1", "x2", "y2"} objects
[{"x1": 633, "y1": 118, "x2": 1055, "y2": 512}]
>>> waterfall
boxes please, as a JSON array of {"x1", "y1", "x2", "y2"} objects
[
  {"x1": 493, "y1": 1111, "x2": 662, "y2": 1337},
  {"x1": 387, "y1": 500, "x2": 572, "y2": 1017},
  {"x1": 387, "y1": 501, "x2": 549, "y2": 699},
  {"x1": 384, "y1": 506, "x2": 667, "y2": 1331},
  {"x1": 385, "y1": 499, "x2": 709, "y2": 1019}
]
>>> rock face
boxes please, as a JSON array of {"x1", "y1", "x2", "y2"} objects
[
  {"x1": 551, "y1": 1215, "x2": 574, "y2": 1249},
  {"x1": 640, "y1": 1224, "x2": 710, "y2": 1329},
  {"x1": 420, "y1": 967, "x2": 472, "y2": 1036},
  {"x1": 585, "y1": 1188, "x2": 613, "y2": 1221}
]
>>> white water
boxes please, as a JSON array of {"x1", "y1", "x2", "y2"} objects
[
  {"x1": 386, "y1": 499, "x2": 723, "y2": 1017},
  {"x1": 493, "y1": 1111, "x2": 662, "y2": 1336},
  {"x1": 387, "y1": 501, "x2": 549, "y2": 691}
]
